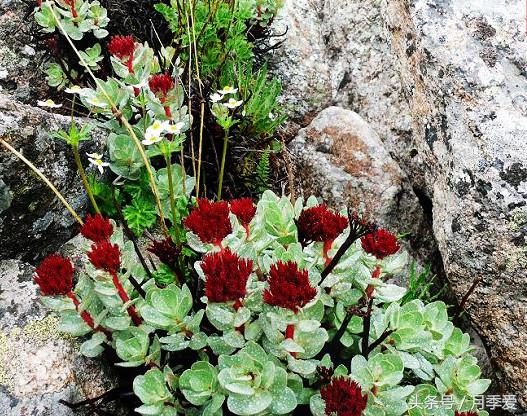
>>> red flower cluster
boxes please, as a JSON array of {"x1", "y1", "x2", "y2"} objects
[
  {"x1": 320, "y1": 378, "x2": 368, "y2": 416},
  {"x1": 147, "y1": 238, "x2": 180, "y2": 266},
  {"x1": 297, "y1": 204, "x2": 348, "y2": 244},
  {"x1": 263, "y1": 261, "x2": 317, "y2": 313},
  {"x1": 108, "y1": 35, "x2": 135, "y2": 60},
  {"x1": 88, "y1": 241, "x2": 121, "y2": 273},
  {"x1": 454, "y1": 413, "x2": 478, "y2": 416},
  {"x1": 230, "y1": 198, "x2": 256, "y2": 227},
  {"x1": 184, "y1": 199, "x2": 232, "y2": 246},
  {"x1": 149, "y1": 73, "x2": 175, "y2": 99},
  {"x1": 34, "y1": 254, "x2": 74, "y2": 296},
  {"x1": 361, "y1": 228, "x2": 400, "y2": 260},
  {"x1": 202, "y1": 249, "x2": 253, "y2": 304},
  {"x1": 80, "y1": 214, "x2": 113, "y2": 243}
]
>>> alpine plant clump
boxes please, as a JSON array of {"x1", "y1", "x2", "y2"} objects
[{"x1": 36, "y1": 191, "x2": 491, "y2": 415}]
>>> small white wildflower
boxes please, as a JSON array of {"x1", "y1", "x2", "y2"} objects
[
  {"x1": 65, "y1": 85, "x2": 88, "y2": 95},
  {"x1": 37, "y1": 99, "x2": 62, "y2": 108},
  {"x1": 223, "y1": 98, "x2": 243, "y2": 109},
  {"x1": 142, "y1": 134, "x2": 163, "y2": 146},
  {"x1": 269, "y1": 112, "x2": 277, "y2": 121},
  {"x1": 166, "y1": 121, "x2": 185, "y2": 135},
  {"x1": 146, "y1": 120, "x2": 170, "y2": 136},
  {"x1": 210, "y1": 92, "x2": 224, "y2": 103},
  {"x1": 87, "y1": 152, "x2": 110, "y2": 174},
  {"x1": 218, "y1": 86, "x2": 238, "y2": 95}
]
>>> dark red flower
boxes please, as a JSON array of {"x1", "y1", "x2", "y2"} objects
[
  {"x1": 88, "y1": 241, "x2": 121, "y2": 273},
  {"x1": 108, "y1": 35, "x2": 135, "y2": 60},
  {"x1": 454, "y1": 413, "x2": 478, "y2": 416},
  {"x1": 184, "y1": 199, "x2": 232, "y2": 246},
  {"x1": 202, "y1": 249, "x2": 253, "y2": 304},
  {"x1": 361, "y1": 228, "x2": 400, "y2": 260},
  {"x1": 320, "y1": 377, "x2": 368, "y2": 416},
  {"x1": 34, "y1": 254, "x2": 74, "y2": 296},
  {"x1": 230, "y1": 198, "x2": 256, "y2": 227},
  {"x1": 263, "y1": 261, "x2": 317, "y2": 313},
  {"x1": 80, "y1": 214, "x2": 113, "y2": 243},
  {"x1": 297, "y1": 204, "x2": 348, "y2": 244},
  {"x1": 147, "y1": 238, "x2": 180, "y2": 266},
  {"x1": 149, "y1": 73, "x2": 175, "y2": 98}
]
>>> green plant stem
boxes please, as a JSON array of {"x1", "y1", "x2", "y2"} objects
[
  {"x1": 72, "y1": 144, "x2": 100, "y2": 214},
  {"x1": 165, "y1": 154, "x2": 180, "y2": 244},
  {"x1": 217, "y1": 128, "x2": 229, "y2": 200}
]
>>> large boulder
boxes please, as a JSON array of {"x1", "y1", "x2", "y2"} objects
[
  {"x1": 0, "y1": 94, "x2": 104, "y2": 262},
  {"x1": 0, "y1": 259, "x2": 126, "y2": 416},
  {"x1": 382, "y1": 0, "x2": 527, "y2": 409},
  {"x1": 290, "y1": 106, "x2": 436, "y2": 265}
]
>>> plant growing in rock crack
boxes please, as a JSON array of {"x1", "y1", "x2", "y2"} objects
[{"x1": 28, "y1": 192, "x2": 491, "y2": 415}]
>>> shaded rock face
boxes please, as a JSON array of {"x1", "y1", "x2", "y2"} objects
[
  {"x1": 276, "y1": 0, "x2": 527, "y2": 410},
  {"x1": 0, "y1": 95, "x2": 104, "y2": 262},
  {"x1": 0, "y1": 259, "x2": 125, "y2": 416},
  {"x1": 383, "y1": 0, "x2": 527, "y2": 409},
  {"x1": 290, "y1": 106, "x2": 436, "y2": 266}
]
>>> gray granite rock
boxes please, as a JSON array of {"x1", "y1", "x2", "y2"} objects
[
  {"x1": 289, "y1": 106, "x2": 437, "y2": 268},
  {"x1": 0, "y1": 94, "x2": 105, "y2": 263},
  {"x1": 0, "y1": 259, "x2": 126, "y2": 416},
  {"x1": 382, "y1": 0, "x2": 527, "y2": 409}
]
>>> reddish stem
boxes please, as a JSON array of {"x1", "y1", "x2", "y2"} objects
[
  {"x1": 164, "y1": 106, "x2": 172, "y2": 118},
  {"x1": 111, "y1": 272, "x2": 142, "y2": 326},
  {"x1": 66, "y1": 0, "x2": 78, "y2": 18},
  {"x1": 285, "y1": 324, "x2": 297, "y2": 358},
  {"x1": 323, "y1": 240, "x2": 333, "y2": 266},
  {"x1": 127, "y1": 54, "x2": 135, "y2": 74},
  {"x1": 67, "y1": 292, "x2": 111, "y2": 337},
  {"x1": 244, "y1": 225, "x2": 250, "y2": 239}
]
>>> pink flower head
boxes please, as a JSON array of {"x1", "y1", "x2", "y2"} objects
[
  {"x1": 202, "y1": 249, "x2": 253, "y2": 304},
  {"x1": 34, "y1": 254, "x2": 74, "y2": 296},
  {"x1": 320, "y1": 377, "x2": 368, "y2": 416},
  {"x1": 184, "y1": 199, "x2": 232, "y2": 246},
  {"x1": 230, "y1": 198, "x2": 256, "y2": 227},
  {"x1": 80, "y1": 214, "x2": 113, "y2": 243},
  {"x1": 263, "y1": 261, "x2": 317, "y2": 313},
  {"x1": 88, "y1": 241, "x2": 121, "y2": 273},
  {"x1": 297, "y1": 204, "x2": 348, "y2": 244},
  {"x1": 361, "y1": 228, "x2": 400, "y2": 260}
]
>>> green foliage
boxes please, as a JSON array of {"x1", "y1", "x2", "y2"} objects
[
  {"x1": 122, "y1": 197, "x2": 157, "y2": 237},
  {"x1": 401, "y1": 262, "x2": 447, "y2": 305}
]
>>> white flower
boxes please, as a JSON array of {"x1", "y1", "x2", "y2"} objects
[
  {"x1": 87, "y1": 153, "x2": 109, "y2": 174},
  {"x1": 142, "y1": 134, "x2": 163, "y2": 146},
  {"x1": 210, "y1": 92, "x2": 224, "y2": 103},
  {"x1": 146, "y1": 120, "x2": 169, "y2": 136},
  {"x1": 218, "y1": 86, "x2": 238, "y2": 95},
  {"x1": 223, "y1": 98, "x2": 243, "y2": 109},
  {"x1": 37, "y1": 99, "x2": 62, "y2": 108},
  {"x1": 166, "y1": 121, "x2": 185, "y2": 135},
  {"x1": 269, "y1": 112, "x2": 277, "y2": 121},
  {"x1": 65, "y1": 85, "x2": 90, "y2": 96}
]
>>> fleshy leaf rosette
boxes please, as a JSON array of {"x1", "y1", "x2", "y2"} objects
[{"x1": 218, "y1": 341, "x2": 297, "y2": 415}]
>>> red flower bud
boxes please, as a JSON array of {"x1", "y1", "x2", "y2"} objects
[
  {"x1": 297, "y1": 204, "x2": 348, "y2": 244},
  {"x1": 263, "y1": 261, "x2": 317, "y2": 313},
  {"x1": 80, "y1": 214, "x2": 113, "y2": 243},
  {"x1": 320, "y1": 377, "x2": 368, "y2": 416},
  {"x1": 108, "y1": 35, "x2": 136, "y2": 60},
  {"x1": 361, "y1": 228, "x2": 400, "y2": 260},
  {"x1": 87, "y1": 241, "x2": 121, "y2": 273},
  {"x1": 149, "y1": 73, "x2": 175, "y2": 98},
  {"x1": 184, "y1": 199, "x2": 232, "y2": 246},
  {"x1": 34, "y1": 254, "x2": 74, "y2": 296},
  {"x1": 230, "y1": 198, "x2": 256, "y2": 227},
  {"x1": 147, "y1": 238, "x2": 180, "y2": 267},
  {"x1": 202, "y1": 249, "x2": 253, "y2": 304}
]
